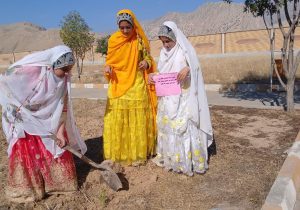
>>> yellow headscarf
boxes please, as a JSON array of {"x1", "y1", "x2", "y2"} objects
[
  {"x1": 105, "y1": 9, "x2": 153, "y2": 98},
  {"x1": 105, "y1": 9, "x2": 157, "y2": 135}
]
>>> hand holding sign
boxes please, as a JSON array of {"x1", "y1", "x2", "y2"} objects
[
  {"x1": 177, "y1": 66, "x2": 190, "y2": 82},
  {"x1": 153, "y1": 72, "x2": 181, "y2": 96}
]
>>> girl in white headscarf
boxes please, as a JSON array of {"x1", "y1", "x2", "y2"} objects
[
  {"x1": 149, "y1": 21, "x2": 213, "y2": 176},
  {"x1": 0, "y1": 45, "x2": 87, "y2": 202}
]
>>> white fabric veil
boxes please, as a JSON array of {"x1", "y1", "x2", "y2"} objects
[
  {"x1": 159, "y1": 21, "x2": 213, "y2": 146},
  {"x1": 0, "y1": 45, "x2": 87, "y2": 157}
]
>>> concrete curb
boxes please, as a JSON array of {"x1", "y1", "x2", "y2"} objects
[
  {"x1": 262, "y1": 130, "x2": 300, "y2": 210},
  {"x1": 71, "y1": 83, "x2": 108, "y2": 89},
  {"x1": 221, "y1": 84, "x2": 300, "y2": 92},
  {"x1": 70, "y1": 83, "x2": 300, "y2": 92},
  {"x1": 70, "y1": 83, "x2": 223, "y2": 91}
]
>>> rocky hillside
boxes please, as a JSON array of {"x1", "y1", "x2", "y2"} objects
[
  {"x1": 0, "y1": 2, "x2": 285, "y2": 53},
  {"x1": 0, "y1": 22, "x2": 63, "y2": 53},
  {"x1": 142, "y1": 2, "x2": 267, "y2": 40}
]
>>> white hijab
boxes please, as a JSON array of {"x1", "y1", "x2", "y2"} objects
[
  {"x1": 158, "y1": 21, "x2": 213, "y2": 146},
  {"x1": 0, "y1": 45, "x2": 87, "y2": 157}
]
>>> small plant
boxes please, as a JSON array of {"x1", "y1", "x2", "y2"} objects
[{"x1": 99, "y1": 189, "x2": 108, "y2": 207}]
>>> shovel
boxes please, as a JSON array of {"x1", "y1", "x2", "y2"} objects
[{"x1": 51, "y1": 135, "x2": 123, "y2": 191}]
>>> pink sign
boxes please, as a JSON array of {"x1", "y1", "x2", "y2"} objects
[{"x1": 153, "y1": 72, "x2": 181, "y2": 96}]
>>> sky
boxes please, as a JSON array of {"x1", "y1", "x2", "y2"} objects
[{"x1": 0, "y1": 0, "x2": 233, "y2": 33}]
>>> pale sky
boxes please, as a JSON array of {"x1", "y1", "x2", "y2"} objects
[{"x1": 0, "y1": 0, "x2": 232, "y2": 33}]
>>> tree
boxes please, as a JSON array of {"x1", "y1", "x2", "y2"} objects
[
  {"x1": 244, "y1": 1, "x2": 286, "y2": 89},
  {"x1": 95, "y1": 35, "x2": 110, "y2": 56},
  {"x1": 60, "y1": 11, "x2": 95, "y2": 79},
  {"x1": 275, "y1": 0, "x2": 300, "y2": 112},
  {"x1": 225, "y1": 0, "x2": 300, "y2": 112}
]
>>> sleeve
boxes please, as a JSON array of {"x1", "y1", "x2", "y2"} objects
[
  {"x1": 181, "y1": 53, "x2": 191, "y2": 79},
  {"x1": 58, "y1": 93, "x2": 68, "y2": 125},
  {"x1": 139, "y1": 38, "x2": 152, "y2": 70}
]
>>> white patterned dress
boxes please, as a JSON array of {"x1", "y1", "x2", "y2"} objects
[{"x1": 154, "y1": 49, "x2": 208, "y2": 176}]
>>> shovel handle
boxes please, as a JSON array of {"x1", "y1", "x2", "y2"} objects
[
  {"x1": 50, "y1": 133, "x2": 110, "y2": 171},
  {"x1": 64, "y1": 145, "x2": 111, "y2": 171},
  {"x1": 50, "y1": 134, "x2": 122, "y2": 191}
]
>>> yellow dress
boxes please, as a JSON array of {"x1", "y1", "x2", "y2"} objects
[{"x1": 103, "y1": 39, "x2": 156, "y2": 165}]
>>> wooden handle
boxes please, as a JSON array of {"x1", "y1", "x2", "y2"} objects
[{"x1": 64, "y1": 145, "x2": 110, "y2": 171}]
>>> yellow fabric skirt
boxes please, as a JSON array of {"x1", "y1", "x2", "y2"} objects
[{"x1": 103, "y1": 71, "x2": 156, "y2": 165}]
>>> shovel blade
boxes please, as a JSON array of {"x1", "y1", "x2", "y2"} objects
[{"x1": 100, "y1": 168, "x2": 123, "y2": 191}]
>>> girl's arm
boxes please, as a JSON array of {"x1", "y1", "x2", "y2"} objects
[
  {"x1": 56, "y1": 94, "x2": 68, "y2": 148},
  {"x1": 138, "y1": 38, "x2": 152, "y2": 70}
]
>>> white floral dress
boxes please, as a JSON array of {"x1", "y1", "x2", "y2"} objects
[{"x1": 154, "y1": 50, "x2": 208, "y2": 176}]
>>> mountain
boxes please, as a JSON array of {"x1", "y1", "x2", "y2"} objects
[
  {"x1": 0, "y1": 22, "x2": 63, "y2": 53},
  {"x1": 0, "y1": 2, "x2": 289, "y2": 53},
  {"x1": 142, "y1": 2, "x2": 267, "y2": 40}
]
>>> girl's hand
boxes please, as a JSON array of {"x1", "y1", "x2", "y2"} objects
[
  {"x1": 56, "y1": 122, "x2": 67, "y2": 148},
  {"x1": 138, "y1": 60, "x2": 149, "y2": 70},
  {"x1": 56, "y1": 133, "x2": 67, "y2": 148},
  {"x1": 104, "y1": 66, "x2": 112, "y2": 76},
  {"x1": 148, "y1": 73, "x2": 156, "y2": 84},
  {"x1": 177, "y1": 66, "x2": 190, "y2": 83}
]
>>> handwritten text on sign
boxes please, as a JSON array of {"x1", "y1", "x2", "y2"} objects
[{"x1": 153, "y1": 72, "x2": 181, "y2": 96}]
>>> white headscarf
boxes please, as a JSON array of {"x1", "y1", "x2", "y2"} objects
[
  {"x1": 9, "y1": 45, "x2": 73, "y2": 69},
  {"x1": 158, "y1": 21, "x2": 213, "y2": 146},
  {"x1": 0, "y1": 45, "x2": 87, "y2": 157}
]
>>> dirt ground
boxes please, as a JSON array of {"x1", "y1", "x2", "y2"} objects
[{"x1": 0, "y1": 99, "x2": 300, "y2": 210}]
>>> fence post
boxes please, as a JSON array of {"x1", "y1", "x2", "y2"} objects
[{"x1": 221, "y1": 33, "x2": 225, "y2": 54}]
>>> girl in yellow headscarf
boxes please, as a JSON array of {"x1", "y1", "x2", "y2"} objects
[{"x1": 103, "y1": 9, "x2": 157, "y2": 165}]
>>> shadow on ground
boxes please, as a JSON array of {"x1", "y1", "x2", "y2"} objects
[
  {"x1": 220, "y1": 75, "x2": 300, "y2": 109},
  {"x1": 74, "y1": 136, "x2": 104, "y2": 187},
  {"x1": 222, "y1": 90, "x2": 300, "y2": 108}
]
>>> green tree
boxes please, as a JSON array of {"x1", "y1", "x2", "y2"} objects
[
  {"x1": 60, "y1": 11, "x2": 95, "y2": 79},
  {"x1": 225, "y1": 0, "x2": 300, "y2": 112},
  {"x1": 96, "y1": 35, "x2": 110, "y2": 56},
  {"x1": 275, "y1": 0, "x2": 300, "y2": 113},
  {"x1": 243, "y1": 1, "x2": 282, "y2": 90}
]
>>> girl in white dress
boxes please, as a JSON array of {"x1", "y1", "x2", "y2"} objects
[{"x1": 150, "y1": 21, "x2": 213, "y2": 176}]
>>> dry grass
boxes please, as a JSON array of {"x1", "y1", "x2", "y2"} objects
[
  {"x1": 201, "y1": 54, "x2": 271, "y2": 84},
  {"x1": 72, "y1": 53, "x2": 300, "y2": 84},
  {"x1": 62, "y1": 53, "x2": 300, "y2": 84},
  {"x1": 1, "y1": 51, "x2": 300, "y2": 84},
  {"x1": 0, "y1": 99, "x2": 299, "y2": 210},
  {"x1": 64, "y1": 53, "x2": 281, "y2": 84},
  {"x1": 70, "y1": 65, "x2": 106, "y2": 84},
  {"x1": 0, "y1": 67, "x2": 6, "y2": 74}
]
